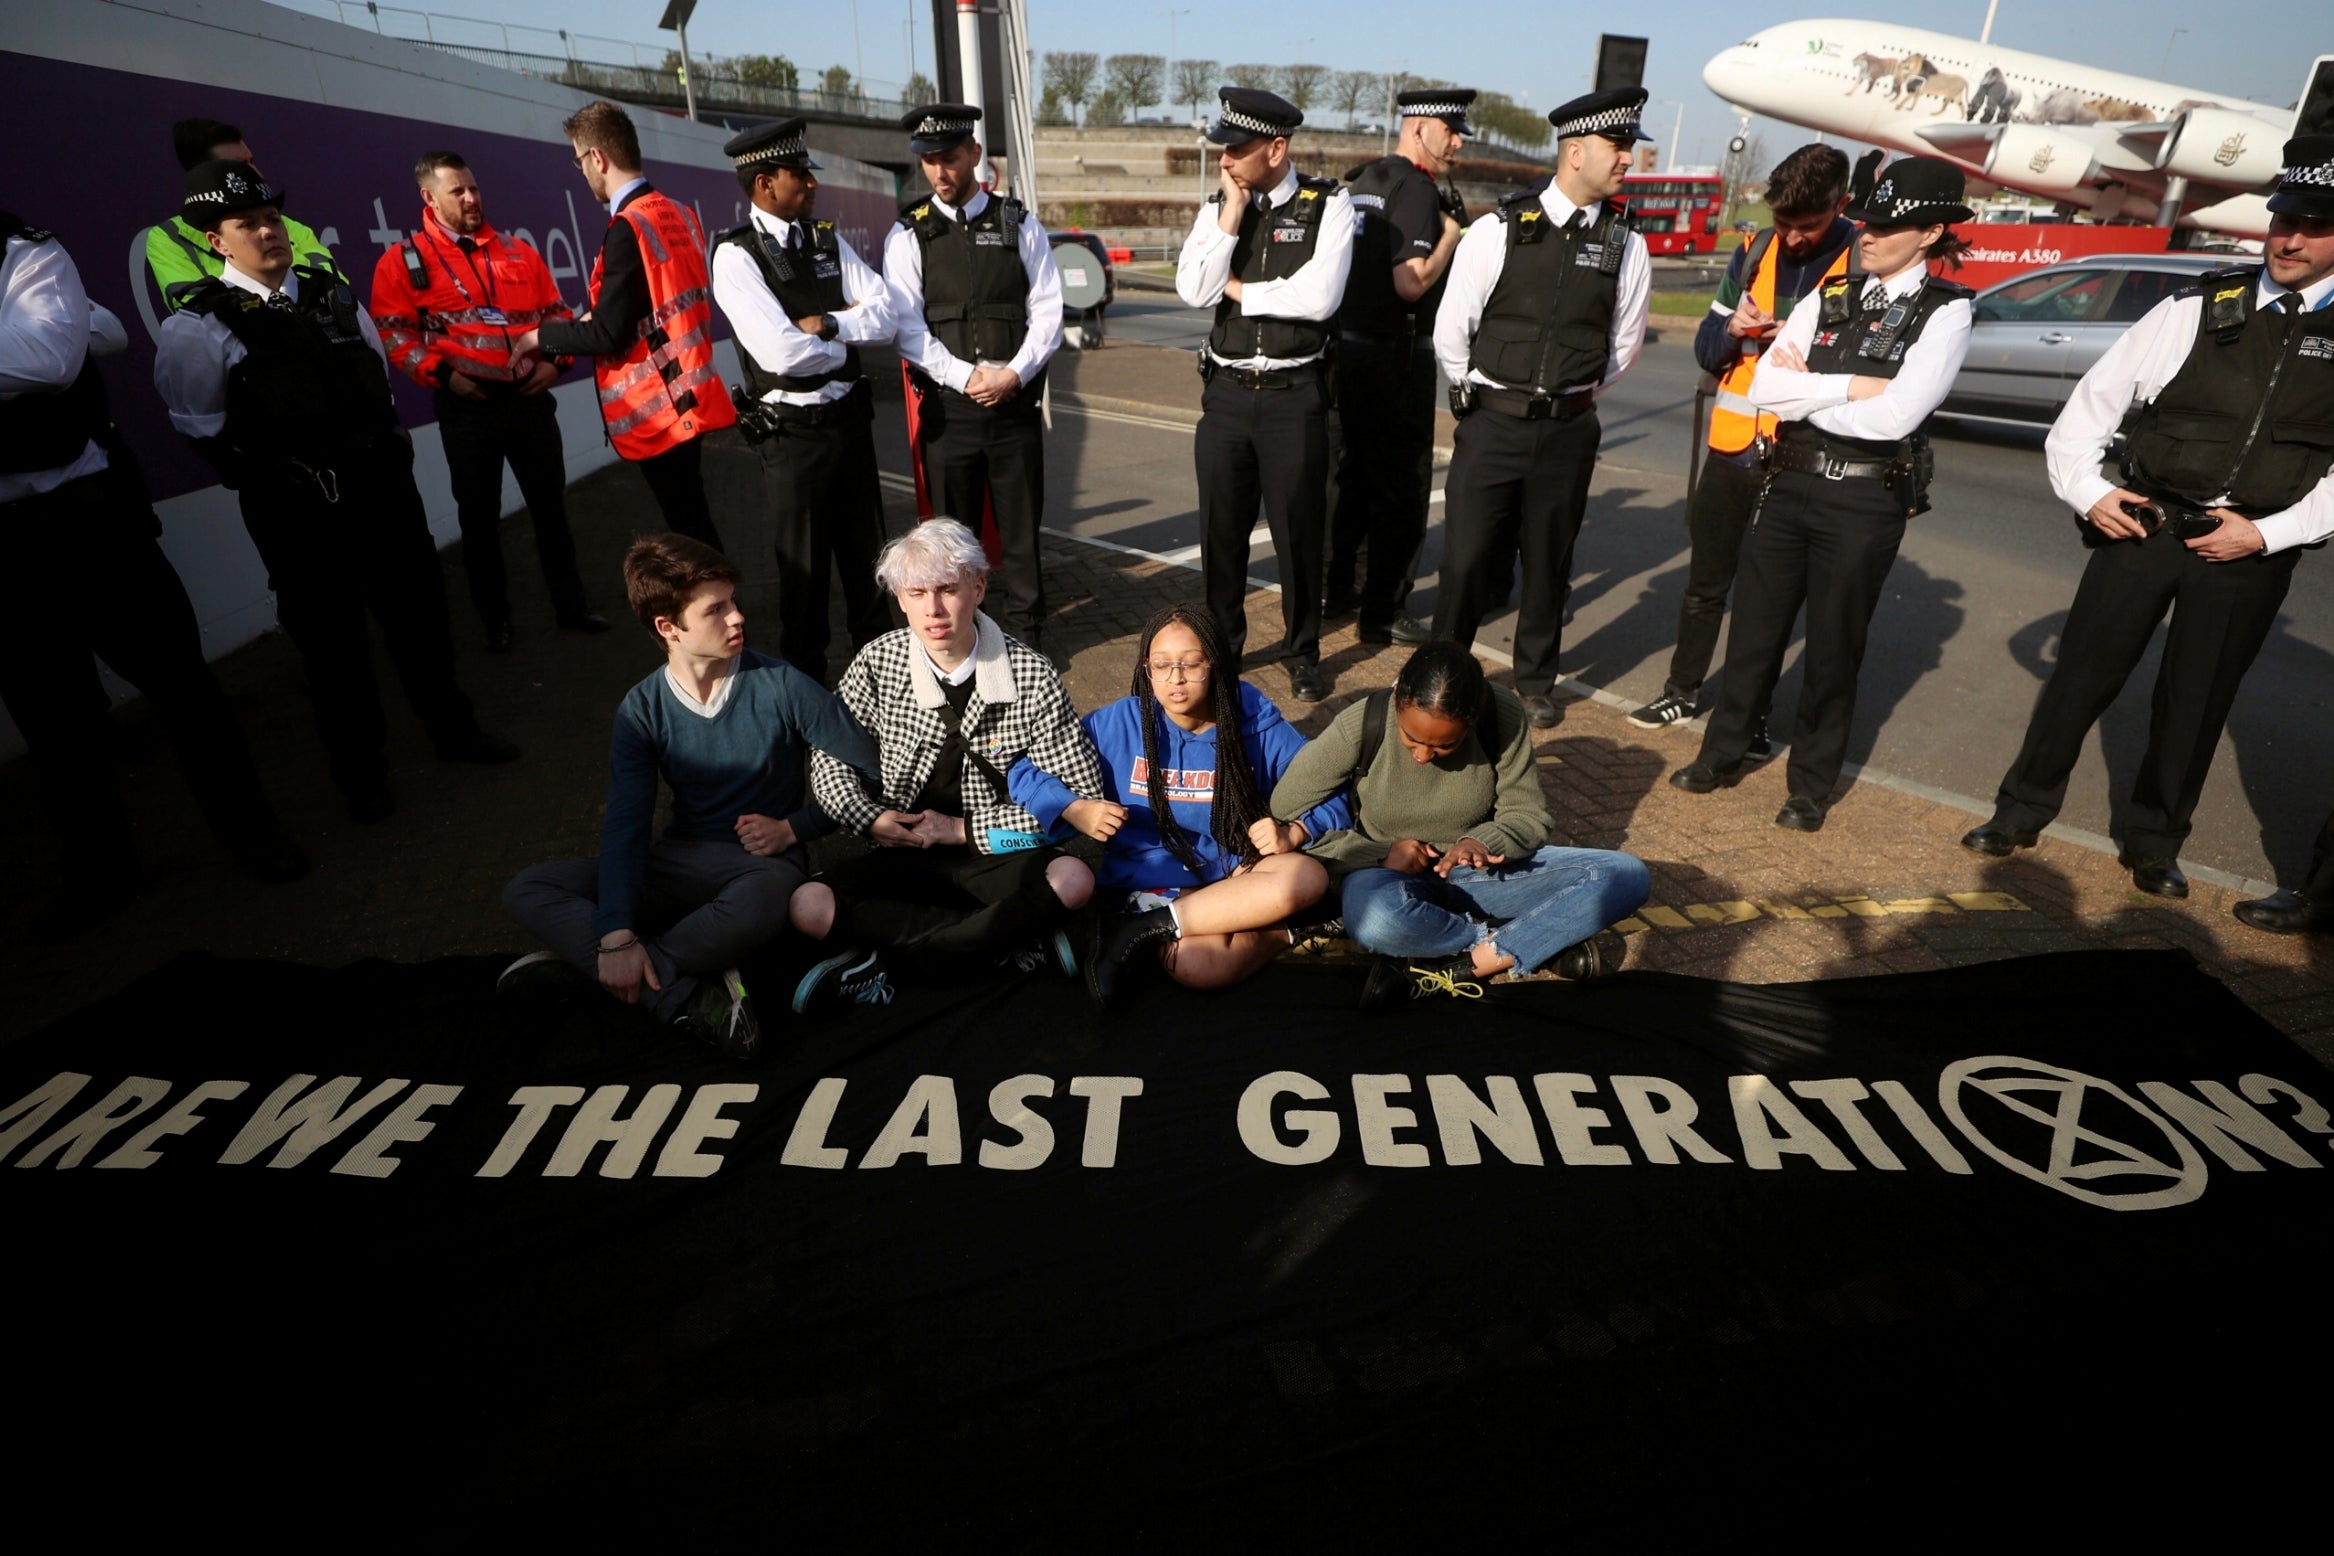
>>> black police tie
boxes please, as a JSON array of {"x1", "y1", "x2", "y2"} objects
[
  {"x1": 266, "y1": 291, "x2": 295, "y2": 312},
  {"x1": 787, "y1": 224, "x2": 804, "y2": 258},
  {"x1": 2277, "y1": 291, "x2": 2304, "y2": 315}
]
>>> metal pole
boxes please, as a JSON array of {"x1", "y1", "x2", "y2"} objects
[
  {"x1": 675, "y1": 16, "x2": 699, "y2": 121},
  {"x1": 1980, "y1": 0, "x2": 1999, "y2": 45},
  {"x1": 853, "y1": 1, "x2": 865, "y2": 100}
]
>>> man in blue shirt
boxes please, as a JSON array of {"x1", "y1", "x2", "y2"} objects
[{"x1": 501, "y1": 533, "x2": 878, "y2": 1058}]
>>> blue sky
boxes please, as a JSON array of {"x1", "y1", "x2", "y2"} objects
[{"x1": 287, "y1": 0, "x2": 2315, "y2": 171}]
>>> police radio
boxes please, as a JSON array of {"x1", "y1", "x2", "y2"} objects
[{"x1": 1858, "y1": 292, "x2": 1918, "y2": 361}]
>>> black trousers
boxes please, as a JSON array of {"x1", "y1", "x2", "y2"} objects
[
  {"x1": 0, "y1": 465, "x2": 280, "y2": 863},
  {"x1": 753, "y1": 383, "x2": 893, "y2": 681},
  {"x1": 823, "y1": 843, "x2": 1069, "y2": 978},
  {"x1": 1696, "y1": 469, "x2": 1906, "y2": 805},
  {"x1": 2296, "y1": 808, "x2": 2334, "y2": 899},
  {"x1": 1327, "y1": 332, "x2": 1438, "y2": 628},
  {"x1": 1663, "y1": 453, "x2": 1767, "y2": 700},
  {"x1": 636, "y1": 438, "x2": 724, "y2": 552},
  {"x1": 238, "y1": 443, "x2": 480, "y2": 795},
  {"x1": 916, "y1": 386, "x2": 1047, "y2": 645},
  {"x1": 1433, "y1": 405, "x2": 1600, "y2": 697},
  {"x1": 1196, "y1": 370, "x2": 1330, "y2": 666},
  {"x1": 434, "y1": 386, "x2": 588, "y2": 628},
  {"x1": 1991, "y1": 527, "x2": 2300, "y2": 857}
]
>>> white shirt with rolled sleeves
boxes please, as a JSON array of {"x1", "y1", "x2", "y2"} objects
[
  {"x1": 2045, "y1": 268, "x2": 2334, "y2": 555},
  {"x1": 154, "y1": 263, "x2": 388, "y2": 439},
  {"x1": 881, "y1": 189, "x2": 1062, "y2": 392},
  {"x1": 1434, "y1": 178, "x2": 1650, "y2": 396},
  {"x1": 1746, "y1": 264, "x2": 1973, "y2": 442},
  {"x1": 712, "y1": 206, "x2": 895, "y2": 408},
  {"x1": 0, "y1": 230, "x2": 127, "y2": 501},
  {"x1": 1175, "y1": 166, "x2": 1357, "y2": 370}
]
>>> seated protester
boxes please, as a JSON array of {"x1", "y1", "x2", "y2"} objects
[
  {"x1": 1009, "y1": 604, "x2": 1346, "y2": 1003},
  {"x1": 791, "y1": 518, "x2": 1104, "y2": 1008},
  {"x1": 501, "y1": 534, "x2": 879, "y2": 1060},
  {"x1": 1269, "y1": 642, "x2": 1652, "y2": 1005}
]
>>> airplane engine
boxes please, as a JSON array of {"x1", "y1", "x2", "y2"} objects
[
  {"x1": 1983, "y1": 125, "x2": 2100, "y2": 192},
  {"x1": 2156, "y1": 108, "x2": 2285, "y2": 188}
]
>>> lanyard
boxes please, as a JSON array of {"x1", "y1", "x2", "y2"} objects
[{"x1": 423, "y1": 220, "x2": 500, "y2": 313}]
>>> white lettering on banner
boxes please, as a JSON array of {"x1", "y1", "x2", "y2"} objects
[
  {"x1": 657, "y1": 1085, "x2": 760, "y2": 1178},
  {"x1": 1534, "y1": 1074, "x2": 1633, "y2": 1166},
  {"x1": 0, "y1": 1072, "x2": 94, "y2": 1165},
  {"x1": 476, "y1": 1086, "x2": 588, "y2": 1177},
  {"x1": 334, "y1": 1085, "x2": 464, "y2": 1180},
  {"x1": 545, "y1": 1085, "x2": 684, "y2": 1179},
  {"x1": 13, "y1": 1076, "x2": 173, "y2": 1169},
  {"x1": 2134, "y1": 1082, "x2": 2321, "y2": 1171},
  {"x1": 1789, "y1": 1079, "x2": 1906, "y2": 1171},
  {"x1": 96, "y1": 1080, "x2": 252, "y2": 1170},
  {"x1": 1868, "y1": 1081, "x2": 1973, "y2": 1174},
  {"x1": 1353, "y1": 1075, "x2": 1431, "y2": 1167},
  {"x1": 1067, "y1": 1077, "x2": 1144, "y2": 1168},
  {"x1": 781, "y1": 1078, "x2": 851, "y2": 1169},
  {"x1": 1938, "y1": 1057, "x2": 2207, "y2": 1211},
  {"x1": 861, "y1": 1076, "x2": 963, "y2": 1169},
  {"x1": 2242, "y1": 1074, "x2": 2333, "y2": 1143},
  {"x1": 1609, "y1": 1075, "x2": 1732, "y2": 1165},
  {"x1": 219, "y1": 1075, "x2": 409, "y2": 1169},
  {"x1": 1240, "y1": 1071, "x2": 1340, "y2": 1165},
  {"x1": 1729, "y1": 1076, "x2": 1855, "y2": 1171},
  {"x1": 1426, "y1": 1074, "x2": 1545, "y2": 1167},
  {"x1": 367, "y1": 197, "x2": 402, "y2": 255},
  {"x1": 982, "y1": 1076, "x2": 1056, "y2": 1170}
]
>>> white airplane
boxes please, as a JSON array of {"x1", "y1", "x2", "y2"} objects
[{"x1": 1702, "y1": 19, "x2": 2332, "y2": 238}]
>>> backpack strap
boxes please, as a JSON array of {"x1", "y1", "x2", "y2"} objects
[{"x1": 1353, "y1": 689, "x2": 1392, "y2": 780}]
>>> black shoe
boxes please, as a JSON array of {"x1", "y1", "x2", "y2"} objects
[
  {"x1": 1360, "y1": 952, "x2": 1490, "y2": 1010},
  {"x1": 234, "y1": 835, "x2": 313, "y2": 884},
  {"x1": 2122, "y1": 854, "x2": 2189, "y2": 899},
  {"x1": 2233, "y1": 888, "x2": 2334, "y2": 935},
  {"x1": 1288, "y1": 660, "x2": 1330, "y2": 702},
  {"x1": 439, "y1": 730, "x2": 522, "y2": 765},
  {"x1": 1358, "y1": 613, "x2": 1434, "y2": 646},
  {"x1": 1322, "y1": 590, "x2": 1360, "y2": 620},
  {"x1": 557, "y1": 610, "x2": 612, "y2": 634},
  {"x1": 345, "y1": 786, "x2": 398, "y2": 824},
  {"x1": 1551, "y1": 931, "x2": 1624, "y2": 981},
  {"x1": 674, "y1": 966, "x2": 762, "y2": 1061},
  {"x1": 1668, "y1": 761, "x2": 1743, "y2": 794},
  {"x1": 1960, "y1": 821, "x2": 2039, "y2": 858},
  {"x1": 484, "y1": 620, "x2": 515, "y2": 654},
  {"x1": 792, "y1": 949, "x2": 893, "y2": 1014},
  {"x1": 1746, "y1": 716, "x2": 1775, "y2": 762},
  {"x1": 1522, "y1": 694, "x2": 1561, "y2": 729},
  {"x1": 1775, "y1": 795, "x2": 1824, "y2": 832},
  {"x1": 1085, "y1": 906, "x2": 1178, "y2": 1004}
]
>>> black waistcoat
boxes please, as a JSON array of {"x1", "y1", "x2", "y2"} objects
[
  {"x1": 183, "y1": 267, "x2": 397, "y2": 472},
  {"x1": 1467, "y1": 192, "x2": 1626, "y2": 394},
  {"x1": 2124, "y1": 267, "x2": 2334, "y2": 513},
  {"x1": 1209, "y1": 174, "x2": 1341, "y2": 362},
  {"x1": 718, "y1": 218, "x2": 862, "y2": 394},
  {"x1": 905, "y1": 194, "x2": 1031, "y2": 366},
  {"x1": 0, "y1": 213, "x2": 109, "y2": 476},
  {"x1": 1785, "y1": 270, "x2": 1972, "y2": 457},
  {"x1": 1337, "y1": 157, "x2": 1454, "y2": 337}
]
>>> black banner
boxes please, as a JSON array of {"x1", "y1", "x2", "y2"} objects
[{"x1": 6, "y1": 950, "x2": 2329, "y2": 1543}]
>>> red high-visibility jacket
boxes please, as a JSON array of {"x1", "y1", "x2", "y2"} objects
[
  {"x1": 589, "y1": 190, "x2": 735, "y2": 459},
  {"x1": 368, "y1": 211, "x2": 573, "y2": 388}
]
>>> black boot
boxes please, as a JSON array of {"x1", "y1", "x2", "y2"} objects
[{"x1": 1085, "y1": 906, "x2": 1178, "y2": 1004}]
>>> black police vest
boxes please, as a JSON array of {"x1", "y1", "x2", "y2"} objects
[
  {"x1": 183, "y1": 266, "x2": 398, "y2": 471},
  {"x1": 716, "y1": 218, "x2": 863, "y2": 394},
  {"x1": 1337, "y1": 157, "x2": 1454, "y2": 337},
  {"x1": 0, "y1": 212, "x2": 110, "y2": 476},
  {"x1": 1786, "y1": 270, "x2": 1973, "y2": 457},
  {"x1": 905, "y1": 194, "x2": 1031, "y2": 366},
  {"x1": 2123, "y1": 267, "x2": 2334, "y2": 514},
  {"x1": 1467, "y1": 193, "x2": 1627, "y2": 394},
  {"x1": 1209, "y1": 175, "x2": 1341, "y2": 361}
]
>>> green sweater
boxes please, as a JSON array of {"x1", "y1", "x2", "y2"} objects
[{"x1": 1269, "y1": 685, "x2": 1550, "y2": 877}]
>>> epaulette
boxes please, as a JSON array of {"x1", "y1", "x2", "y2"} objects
[
  {"x1": 1295, "y1": 173, "x2": 1341, "y2": 196},
  {"x1": 1922, "y1": 275, "x2": 1976, "y2": 300},
  {"x1": 0, "y1": 212, "x2": 55, "y2": 244},
  {"x1": 174, "y1": 277, "x2": 241, "y2": 317},
  {"x1": 1496, "y1": 187, "x2": 1539, "y2": 214}
]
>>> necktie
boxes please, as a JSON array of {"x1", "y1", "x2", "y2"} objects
[
  {"x1": 266, "y1": 291, "x2": 295, "y2": 312},
  {"x1": 786, "y1": 224, "x2": 804, "y2": 258},
  {"x1": 2276, "y1": 292, "x2": 2303, "y2": 315}
]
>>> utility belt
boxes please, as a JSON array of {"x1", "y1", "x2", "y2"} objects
[
  {"x1": 1197, "y1": 354, "x2": 1327, "y2": 390},
  {"x1": 1339, "y1": 323, "x2": 1433, "y2": 354},
  {"x1": 733, "y1": 377, "x2": 870, "y2": 442},
  {"x1": 1766, "y1": 431, "x2": 1934, "y2": 518},
  {"x1": 1468, "y1": 384, "x2": 1596, "y2": 422},
  {"x1": 906, "y1": 363, "x2": 1047, "y2": 407}
]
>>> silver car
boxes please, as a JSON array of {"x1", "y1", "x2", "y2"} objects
[{"x1": 1939, "y1": 253, "x2": 2227, "y2": 428}]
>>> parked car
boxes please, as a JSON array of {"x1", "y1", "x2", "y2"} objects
[{"x1": 1938, "y1": 253, "x2": 2225, "y2": 428}]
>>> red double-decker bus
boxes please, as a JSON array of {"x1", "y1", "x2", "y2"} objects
[{"x1": 1621, "y1": 173, "x2": 1726, "y2": 256}]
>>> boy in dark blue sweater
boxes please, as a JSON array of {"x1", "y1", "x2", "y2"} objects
[{"x1": 502, "y1": 534, "x2": 878, "y2": 1057}]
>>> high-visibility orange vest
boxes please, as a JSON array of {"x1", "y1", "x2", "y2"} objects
[
  {"x1": 590, "y1": 190, "x2": 735, "y2": 460},
  {"x1": 369, "y1": 212, "x2": 573, "y2": 388},
  {"x1": 1707, "y1": 231, "x2": 1851, "y2": 454}
]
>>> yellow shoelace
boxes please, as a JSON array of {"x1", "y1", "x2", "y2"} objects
[{"x1": 1407, "y1": 964, "x2": 1485, "y2": 999}]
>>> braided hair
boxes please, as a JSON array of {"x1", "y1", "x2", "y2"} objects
[
  {"x1": 1129, "y1": 604, "x2": 1269, "y2": 882},
  {"x1": 1394, "y1": 640, "x2": 1493, "y2": 729}
]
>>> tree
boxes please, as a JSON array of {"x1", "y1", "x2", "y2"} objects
[
  {"x1": 1086, "y1": 88, "x2": 1127, "y2": 129},
  {"x1": 736, "y1": 53, "x2": 798, "y2": 91},
  {"x1": 1172, "y1": 58, "x2": 1218, "y2": 123},
  {"x1": 1277, "y1": 63, "x2": 1326, "y2": 113},
  {"x1": 903, "y1": 70, "x2": 938, "y2": 107},
  {"x1": 1104, "y1": 53, "x2": 1164, "y2": 120},
  {"x1": 1043, "y1": 51, "x2": 1099, "y2": 125},
  {"x1": 1225, "y1": 63, "x2": 1277, "y2": 90},
  {"x1": 818, "y1": 64, "x2": 857, "y2": 103},
  {"x1": 1036, "y1": 85, "x2": 1070, "y2": 126},
  {"x1": 1472, "y1": 89, "x2": 1550, "y2": 151},
  {"x1": 1329, "y1": 69, "x2": 1375, "y2": 129}
]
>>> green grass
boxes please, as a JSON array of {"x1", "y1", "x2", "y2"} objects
[{"x1": 1650, "y1": 289, "x2": 1717, "y2": 318}]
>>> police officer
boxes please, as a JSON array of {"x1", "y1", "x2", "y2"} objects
[
  {"x1": 1629, "y1": 144, "x2": 1855, "y2": 743},
  {"x1": 513, "y1": 100, "x2": 737, "y2": 551},
  {"x1": 1323, "y1": 88, "x2": 1473, "y2": 648},
  {"x1": 1175, "y1": 86, "x2": 1356, "y2": 702},
  {"x1": 711, "y1": 118, "x2": 897, "y2": 682},
  {"x1": 1669, "y1": 157, "x2": 1976, "y2": 832},
  {"x1": 1432, "y1": 87, "x2": 1652, "y2": 727},
  {"x1": 155, "y1": 161, "x2": 519, "y2": 824},
  {"x1": 883, "y1": 103, "x2": 1064, "y2": 653},
  {"x1": 1962, "y1": 136, "x2": 2334, "y2": 896},
  {"x1": 146, "y1": 117, "x2": 340, "y2": 315},
  {"x1": 369, "y1": 149, "x2": 607, "y2": 652},
  {"x1": 3, "y1": 210, "x2": 307, "y2": 933}
]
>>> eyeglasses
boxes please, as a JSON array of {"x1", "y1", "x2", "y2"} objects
[
  {"x1": 1146, "y1": 658, "x2": 1211, "y2": 681},
  {"x1": 570, "y1": 149, "x2": 592, "y2": 168}
]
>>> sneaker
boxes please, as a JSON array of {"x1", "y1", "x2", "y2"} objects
[
  {"x1": 1359, "y1": 953, "x2": 1490, "y2": 1010},
  {"x1": 792, "y1": 950, "x2": 892, "y2": 1015},
  {"x1": 495, "y1": 950, "x2": 587, "y2": 999},
  {"x1": 1628, "y1": 690, "x2": 1696, "y2": 730},
  {"x1": 1048, "y1": 927, "x2": 1081, "y2": 980},
  {"x1": 675, "y1": 966, "x2": 762, "y2": 1060}
]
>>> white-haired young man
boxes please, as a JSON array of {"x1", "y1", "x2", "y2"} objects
[{"x1": 791, "y1": 519, "x2": 1106, "y2": 1008}]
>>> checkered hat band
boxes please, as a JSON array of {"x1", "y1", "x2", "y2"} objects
[
  {"x1": 916, "y1": 115, "x2": 974, "y2": 138},
  {"x1": 733, "y1": 137, "x2": 806, "y2": 166},
  {"x1": 1404, "y1": 100, "x2": 1467, "y2": 118},
  {"x1": 2283, "y1": 162, "x2": 2334, "y2": 188},
  {"x1": 1219, "y1": 106, "x2": 1284, "y2": 137},
  {"x1": 1555, "y1": 105, "x2": 1640, "y2": 138}
]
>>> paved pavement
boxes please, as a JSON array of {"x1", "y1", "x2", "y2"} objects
[{"x1": 5, "y1": 340, "x2": 2331, "y2": 1068}]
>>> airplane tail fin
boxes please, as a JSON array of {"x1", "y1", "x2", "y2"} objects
[{"x1": 2297, "y1": 56, "x2": 2334, "y2": 138}]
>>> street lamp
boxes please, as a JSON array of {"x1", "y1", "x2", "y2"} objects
[
  {"x1": 656, "y1": 0, "x2": 698, "y2": 122},
  {"x1": 2160, "y1": 29, "x2": 2188, "y2": 78}
]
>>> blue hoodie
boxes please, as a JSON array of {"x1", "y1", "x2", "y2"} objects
[{"x1": 1009, "y1": 680, "x2": 1352, "y2": 891}]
